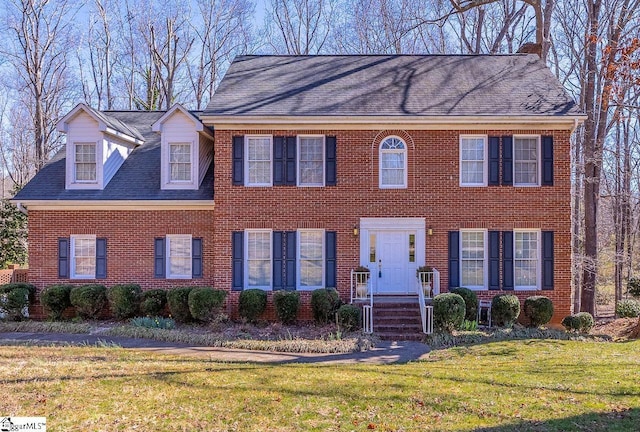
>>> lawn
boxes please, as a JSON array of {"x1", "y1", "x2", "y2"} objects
[{"x1": 1, "y1": 340, "x2": 639, "y2": 431}]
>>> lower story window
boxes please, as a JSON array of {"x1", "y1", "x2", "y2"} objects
[
  {"x1": 461, "y1": 230, "x2": 485, "y2": 289},
  {"x1": 71, "y1": 235, "x2": 96, "y2": 279},
  {"x1": 299, "y1": 230, "x2": 324, "y2": 289},
  {"x1": 166, "y1": 234, "x2": 192, "y2": 279},
  {"x1": 515, "y1": 231, "x2": 539, "y2": 289},
  {"x1": 247, "y1": 230, "x2": 272, "y2": 289}
]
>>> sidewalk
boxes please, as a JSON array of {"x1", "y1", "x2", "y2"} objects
[{"x1": 0, "y1": 331, "x2": 431, "y2": 364}]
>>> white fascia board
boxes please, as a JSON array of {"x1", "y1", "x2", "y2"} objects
[
  {"x1": 103, "y1": 127, "x2": 144, "y2": 145},
  {"x1": 12, "y1": 200, "x2": 215, "y2": 211}
]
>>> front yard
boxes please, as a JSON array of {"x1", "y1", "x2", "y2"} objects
[{"x1": 2, "y1": 339, "x2": 639, "y2": 431}]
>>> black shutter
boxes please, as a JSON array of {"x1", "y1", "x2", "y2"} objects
[
  {"x1": 488, "y1": 231, "x2": 500, "y2": 290},
  {"x1": 542, "y1": 136, "x2": 554, "y2": 186},
  {"x1": 325, "y1": 231, "x2": 337, "y2": 288},
  {"x1": 154, "y1": 237, "x2": 165, "y2": 278},
  {"x1": 326, "y1": 136, "x2": 337, "y2": 186},
  {"x1": 488, "y1": 137, "x2": 500, "y2": 186},
  {"x1": 502, "y1": 231, "x2": 514, "y2": 290},
  {"x1": 542, "y1": 231, "x2": 554, "y2": 290},
  {"x1": 232, "y1": 232, "x2": 244, "y2": 291},
  {"x1": 192, "y1": 238, "x2": 203, "y2": 278},
  {"x1": 502, "y1": 136, "x2": 513, "y2": 186},
  {"x1": 273, "y1": 231, "x2": 285, "y2": 290},
  {"x1": 448, "y1": 231, "x2": 460, "y2": 288},
  {"x1": 273, "y1": 137, "x2": 285, "y2": 186},
  {"x1": 285, "y1": 137, "x2": 297, "y2": 185},
  {"x1": 58, "y1": 238, "x2": 70, "y2": 278},
  {"x1": 96, "y1": 238, "x2": 107, "y2": 279},
  {"x1": 232, "y1": 136, "x2": 244, "y2": 185},
  {"x1": 285, "y1": 231, "x2": 296, "y2": 290}
]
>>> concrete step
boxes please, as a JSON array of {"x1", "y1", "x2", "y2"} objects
[{"x1": 377, "y1": 332, "x2": 425, "y2": 342}]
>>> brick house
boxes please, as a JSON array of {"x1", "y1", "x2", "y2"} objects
[{"x1": 14, "y1": 54, "x2": 584, "y2": 327}]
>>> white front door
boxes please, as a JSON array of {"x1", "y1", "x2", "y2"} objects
[{"x1": 376, "y1": 231, "x2": 411, "y2": 293}]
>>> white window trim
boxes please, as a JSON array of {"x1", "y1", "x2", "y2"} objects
[
  {"x1": 70, "y1": 234, "x2": 97, "y2": 280},
  {"x1": 245, "y1": 229, "x2": 273, "y2": 290},
  {"x1": 459, "y1": 229, "x2": 488, "y2": 291},
  {"x1": 459, "y1": 135, "x2": 488, "y2": 187},
  {"x1": 514, "y1": 229, "x2": 541, "y2": 291},
  {"x1": 166, "y1": 234, "x2": 193, "y2": 279},
  {"x1": 245, "y1": 135, "x2": 273, "y2": 187},
  {"x1": 296, "y1": 135, "x2": 325, "y2": 187},
  {"x1": 379, "y1": 135, "x2": 408, "y2": 189},
  {"x1": 513, "y1": 135, "x2": 541, "y2": 187},
  {"x1": 297, "y1": 229, "x2": 325, "y2": 291}
]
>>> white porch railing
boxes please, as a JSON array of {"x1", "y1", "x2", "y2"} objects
[
  {"x1": 416, "y1": 269, "x2": 440, "y2": 334},
  {"x1": 351, "y1": 270, "x2": 373, "y2": 333}
]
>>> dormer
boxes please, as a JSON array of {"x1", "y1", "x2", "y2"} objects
[
  {"x1": 152, "y1": 104, "x2": 214, "y2": 190},
  {"x1": 58, "y1": 104, "x2": 144, "y2": 190}
]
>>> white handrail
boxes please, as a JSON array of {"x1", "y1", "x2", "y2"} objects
[
  {"x1": 417, "y1": 270, "x2": 438, "y2": 334},
  {"x1": 351, "y1": 270, "x2": 374, "y2": 333},
  {"x1": 416, "y1": 276, "x2": 427, "y2": 334}
]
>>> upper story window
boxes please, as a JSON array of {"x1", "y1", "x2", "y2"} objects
[
  {"x1": 460, "y1": 230, "x2": 486, "y2": 290},
  {"x1": 379, "y1": 136, "x2": 407, "y2": 189},
  {"x1": 515, "y1": 230, "x2": 540, "y2": 289},
  {"x1": 514, "y1": 136, "x2": 539, "y2": 186},
  {"x1": 298, "y1": 136, "x2": 324, "y2": 186},
  {"x1": 169, "y1": 143, "x2": 192, "y2": 182},
  {"x1": 71, "y1": 234, "x2": 96, "y2": 279},
  {"x1": 166, "y1": 234, "x2": 192, "y2": 279},
  {"x1": 246, "y1": 136, "x2": 272, "y2": 186},
  {"x1": 460, "y1": 136, "x2": 486, "y2": 186},
  {"x1": 74, "y1": 143, "x2": 97, "y2": 183}
]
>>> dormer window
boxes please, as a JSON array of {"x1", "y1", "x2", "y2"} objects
[
  {"x1": 74, "y1": 143, "x2": 97, "y2": 182},
  {"x1": 169, "y1": 143, "x2": 192, "y2": 182}
]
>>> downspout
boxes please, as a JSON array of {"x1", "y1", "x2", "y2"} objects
[{"x1": 16, "y1": 202, "x2": 28, "y2": 215}]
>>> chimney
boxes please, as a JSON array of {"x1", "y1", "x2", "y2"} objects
[{"x1": 517, "y1": 42, "x2": 542, "y2": 58}]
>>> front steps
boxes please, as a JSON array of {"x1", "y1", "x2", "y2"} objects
[{"x1": 370, "y1": 296, "x2": 424, "y2": 341}]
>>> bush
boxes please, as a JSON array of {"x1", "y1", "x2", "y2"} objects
[
  {"x1": 0, "y1": 283, "x2": 36, "y2": 303},
  {"x1": 273, "y1": 291, "x2": 300, "y2": 325},
  {"x1": 40, "y1": 284, "x2": 73, "y2": 320},
  {"x1": 238, "y1": 289, "x2": 268, "y2": 322},
  {"x1": 491, "y1": 294, "x2": 521, "y2": 327},
  {"x1": 337, "y1": 304, "x2": 361, "y2": 331},
  {"x1": 562, "y1": 312, "x2": 594, "y2": 333},
  {"x1": 311, "y1": 288, "x2": 342, "y2": 324},
  {"x1": 130, "y1": 316, "x2": 176, "y2": 330},
  {"x1": 187, "y1": 287, "x2": 226, "y2": 322},
  {"x1": 627, "y1": 277, "x2": 640, "y2": 297},
  {"x1": 167, "y1": 287, "x2": 194, "y2": 323},
  {"x1": 69, "y1": 284, "x2": 107, "y2": 319},
  {"x1": 449, "y1": 287, "x2": 478, "y2": 322},
  {"x1": 523, "y1": 296, "x2": 554, "y2": 327},
  {"x1": 140, "y1": 289, "x2": 168, "y2": 316},
  {"x1": 616, "y1": 299, "x2": 640, "y2": 318},
  {"x1": 433, "y1": 293, "x2": 466, "y2": 332},
  {"x1": 0, "y1": 287, "x2": 30, "y2": 321},
  {"x1": 107, "y1": 284, "x2": 141, "y2": 319}
]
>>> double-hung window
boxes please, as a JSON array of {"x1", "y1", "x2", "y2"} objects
[
  {"x1": 515, "y1": 230, "x2": 539, "y2": 289},
  {"x1": 460, "y1": 230, "x2": 486, "y2": 289},
  {"x1": 379, "y1": 136, "x2": 407, "y2": 188},
  {"x1": 298, "y1": 136, "x2": 324, "y2": 186},
  {"x1": 246, "y1": 136, "x2": 272, "y2": 186},
  {"x1": 74, "y1": 143, "x2": 97, "y2": 182},
  {"x1": 169, "y1": 143, "x2": 191, "y2": 182},
  {"x1": 166, "y1": 234, "x2": 192, "y2": 279},
  {"x1": 70, "y1": 235, "x2": 96, "y2": 279},
  {"x1": 298, "y1": 230, "x2": 324, "y2": 289},
  {"x1": 246, "y1": 230, "x2": 272, "y2": 289},
  {"x1": 460, "y1": 136, "x2": 486, "y2": 186},
  {"x1": 514, "y1": 136, "x2": 539, "y2": 186}
]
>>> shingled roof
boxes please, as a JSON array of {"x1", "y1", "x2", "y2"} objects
[{"x1": 204, "y1": 55, "x2": 582, "y2": 117}]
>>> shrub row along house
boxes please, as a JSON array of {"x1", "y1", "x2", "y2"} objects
[{"x1": 13, "y1": 54, "x2": 585, "y2": 331}]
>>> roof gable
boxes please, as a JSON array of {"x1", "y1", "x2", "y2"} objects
[{"x1": 58, "y1": 103, "x2": 145, "y2": 144}]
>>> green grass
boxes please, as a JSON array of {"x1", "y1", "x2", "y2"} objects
[{"x1": 1, "y1": 340, "x2": 639, "y2": 431}]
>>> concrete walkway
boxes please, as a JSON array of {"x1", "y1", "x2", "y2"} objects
[{"x1": 0, "y1": 332, "x2": 431, "y2": 365}]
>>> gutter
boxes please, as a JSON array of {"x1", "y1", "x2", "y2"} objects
[{"x1": 16, "y1": 202, "x2": 27, "y2": 215}]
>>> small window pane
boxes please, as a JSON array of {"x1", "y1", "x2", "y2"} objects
[
  {"x1": 369, "y1": 234, "x2": 376, "y2": 263},
  {"x1": 409, "y1": 234, "x2": 415, "y2": 263}
]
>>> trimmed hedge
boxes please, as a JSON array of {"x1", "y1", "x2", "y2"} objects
[
  {"x1": 337, "y1": 304, "x2": 361, "y2": 331},
  {"x1": 491, "y1": 294, "x2": 520, "y2": 327},
  {"x1": 450, "y1": 287, "x2": 478, "y2": 322},
  {"x1": 188, "y1": 287, "x2": 226, "y2": 322},
  {"x1": 311, "y1": 288, "x2": 342, "y2": 325},
  {"x1": 0, "y1": 287, "x2": 30, "y2": 321},
  {"x1": 140, "y1": 289, "x2": 168, "y2": 316},
  {"x1": 40, "y1": 284, "x2": 73, "y2": 320},
  {"x1": 273, "y1": 291, "x2": 300, "y2": 325},
  {"x1": 238, "y1": 289, "x2": 268, "y2": 323},
  {"x1": 616, "y1": 299, "x2": 640, "y2": 318},
  {"x1": 167, "y1": 287, "x2": 195, "y2": 322},
  {"x1": 433, "y1": 293, "x2": 466, "y2": 332},
  {"x1": 0, "y1": 283, "x2": 36, "y2": 303},
  {"x1": 70, "y1": 284, "x2": 107, "y2": 319},
  {"x1": 107, "y1": 284, "x2": 141, "y2": 319},
  {"x1": 562, "y1": 312, "x2": 594, "y2": 333},
  {"x1": 523, "y1": 296, "x2": 554, "y2": 327}
]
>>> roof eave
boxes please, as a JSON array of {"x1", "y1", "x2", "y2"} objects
[{"x1": 11, "y1": 199, "x2": 215, "y2": 211}]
